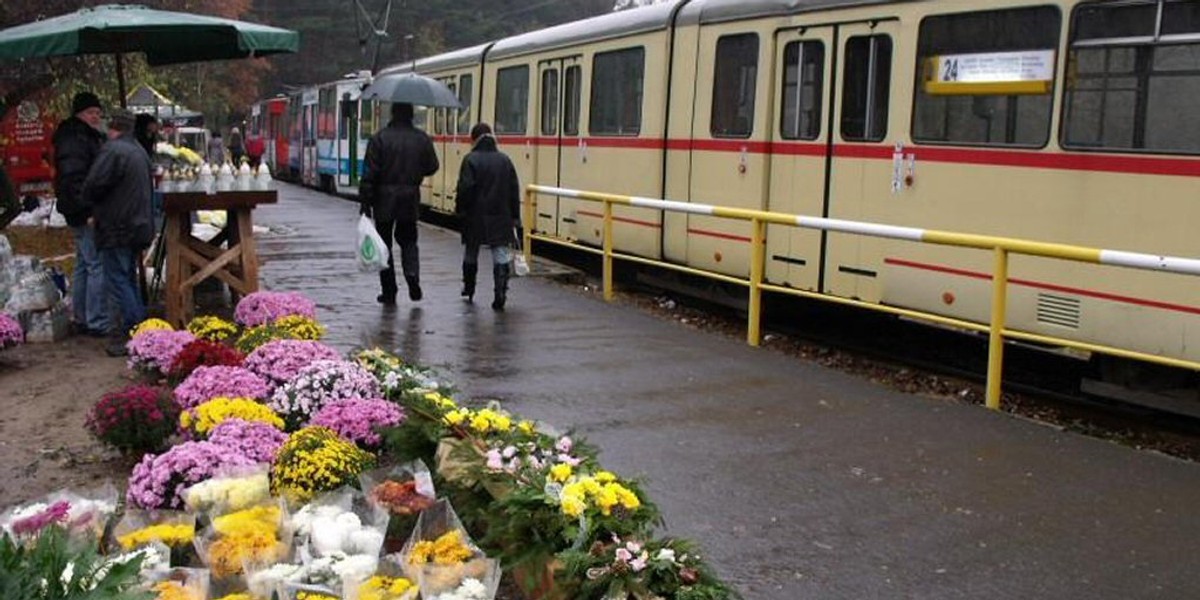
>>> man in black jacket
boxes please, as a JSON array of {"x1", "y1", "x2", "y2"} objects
[
  {"x1": 359, "y1": 102, "x2": 439, "y2": 306},
  {"x1": 455, "y1": 123, "x2": 520, "y2": 311},
  {"x1": 81, "y1": 110, "x2": 154, "y2": 355},
  {"x1": 53, "y1": 91, "x2": 108, "y2": 336}
]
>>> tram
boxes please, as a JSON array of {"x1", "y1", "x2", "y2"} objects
[
  {"x1": 247, "y1": 96, "x2": 289, "y2": 174},
  {"x1": 260, "y1": 0, "x2": 1200, "y2": 390}
]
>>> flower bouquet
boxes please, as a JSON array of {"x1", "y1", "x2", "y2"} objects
[
  {"x1": 145, "y1": 567, "x2": 210, "y2": 600},
  {"x1": 355, "y1": 348, "x2": 453, "y2": 400},
  {"x1": 194, "y1": 501, "x2": 290, "y2": 581},
  {"x1": 396, "y1": 499, "x2": 497, "y2": 598},
  {"x1": 556, "y1": 536, "x2": 738, "y2": 600},
  {"x1": 268, "y1": 360, "x2": 382, "y2": 430},
  {"x1": 207, "y1": 418, "x2": 289, "y2": 464},
  {"x1": 127, "y1": 441, "x2": 256, "y2": 509},
  {"x1": 128, "y1": 329, "x2": 197, "y2": 376},
  {"x1": 271, "y1": 426, "x2": 375, "y2": 504},
  {"x1": 234, "y1": 291, "x2": 317, "y2": 327},
  {"x1": 301, "y1": 553, "x2": 381, "y2": 593},
  {"x1": 183, "y1": 464, "x2": 273, "y2": 514},
  {"x1": 180, "y1": 396, "x2": 284, "y2": 439},
  {"x1": 0, "y1": 312, "x2": 24, "y2": 348},
  {"x1": 292, "y1": 489, "x2": 388, "y2": 559},
  {"x1": 34, "y1": 483, "x2": 120, "y2": 540},
  {"x1": 175, "y1": 366, "x2": 272, "y2": 410},
  {"x1": 311, "y1": 397, "x2": 405, "y2": 448},
  {"x1": 1, "y1": 499, "x2": 72, "y2": 538},
  {"x1": 351, "y1": 573, "x2": 419, "y2": 600},
  {"x1": 113, "y1": 509, "x2": 196, "y2": 565},
  {"x1": 360, "y1": 461, "x2": 437, "y2": 550},
  {"x1": 243, "y1": 560, "x2": 306, "y2": 599},
  {"x1": 244, "y1": 339, "x2": 342, "y2": 390},
  {"x1": 167, "y1": 339, "x2": 245, "y2": 384},
  {"x1": 278, "y1": 582, "x2": 342, "y2": 600},
  {"x1": 187, "y1": 315, "x2": 239, "y2": 342},
  {"x1": 85, "y1": 384, "x2": 179, "y2": 453}
]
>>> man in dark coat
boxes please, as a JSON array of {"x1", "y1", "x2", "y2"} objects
[
  {"x1": 455, "y1": 123, "x2": 520, "y2": 310},
  {"x1": 360, "y1": 102, "x2": 439, "y2": 305},
  {"x1": 81, "y1": 109, "x2": 154, "y2": 355},
  {"x1": 53, "y1": 91, "x2": 109, "y2": 336}
]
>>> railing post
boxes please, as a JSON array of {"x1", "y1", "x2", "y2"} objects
[
  {"x1": 603, "y1": 200, "x2": 614, "y2": 301},
  {"x1": 523, "y1": 188, "x2": 535, "y2": 266},
  {"x1": 986, "y1": 247, "x2": 1010, "y2": 410},
  {"x1": 747, "y1": 218, "x2": 766, "y2": 346}
]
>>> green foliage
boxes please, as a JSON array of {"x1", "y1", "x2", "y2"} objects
[{"x1": 0, "y1": 527, "x2": 152, "y2": 600}]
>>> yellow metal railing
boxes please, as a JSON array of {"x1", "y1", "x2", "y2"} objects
[{"x1": 521, "y1": 185, "x2": 1200, "y2": 410}]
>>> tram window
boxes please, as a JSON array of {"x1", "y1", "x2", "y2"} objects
[
  {"x1": 841, "y1": 35, "x2": 891, "y2": 142},
  {"x1": 780, "y1": 40, "x2": 825, "y2": 140},
  {"x1": 590, "y1": 47, "x2": 644, "y2": 136},
  {"x1": 912, "y1": 7, "x2": 1059, "y2": 147},
  {"x1": 1064, "y1": 0, "x2": 1200, "y2": 153},
  {"x1": 495, "y1": 66, "x2": 530, "y2": 135},
  {"x1": 457, "y1": 75, "x2": 473, "y2": 135},
  {"x1": 711, "y1": 34, "x2": 758, "y2": 138},
  {"x1": 564, "y1": 66, "x2": 582, "y2": 136},
  {"x1": 360, "y1": 100, "x2": 375, "y2": 138},
  {"x1": 541, "y1": 69, "x2": 560, "y2": 136}
]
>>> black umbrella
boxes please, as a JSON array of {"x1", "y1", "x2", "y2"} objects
[{"x1": 360, "y1": 73, "x2": 461, "y2": 109}]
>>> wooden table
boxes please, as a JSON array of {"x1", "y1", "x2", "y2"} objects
[{"x1": 162, "y1": 190, "x2": 277, "y2": 326}]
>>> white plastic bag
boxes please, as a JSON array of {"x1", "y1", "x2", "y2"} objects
[
  {"x1": 357, "y1": 216, "x2": 389, "y2": 272},
  {"x1": 511, "y1": 227, "x2": 529, "y2": 277}
]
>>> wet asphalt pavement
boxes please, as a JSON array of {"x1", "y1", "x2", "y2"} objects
[{"x1": 255, "y1": 183, "x2": 1200, "y2": 599}]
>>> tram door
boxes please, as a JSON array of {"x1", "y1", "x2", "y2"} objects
[
  {"x1": 430, "y1": 78, "x2": 456, "y2": 212},
  {"x1": 443, "y1": 74, "x2": 474, "y2": 215},
  {"x1": 823, "y1": 20, "x2": 899, "y2": 302},
  {"x1": 301, "y1": 89, "x2": 318, "y2": 187},
  {"x1": 533, "y1": 59, "x2": 569, "y2": 237},
  {"x1": 341, "y1": 92, "x2": 359, "y2": 189},
  {"x1": 765, "y1": 26, "x2": 835, "y2": 291}
]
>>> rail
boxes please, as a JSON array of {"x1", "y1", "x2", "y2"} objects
[{"x1": 521, "y1": 185, "x2": 1200, "y2": 410}]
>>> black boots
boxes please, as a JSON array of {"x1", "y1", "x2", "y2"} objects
[
  {"x1": 378, "y1": 270, "x2": 397, "y2": 305},
  {"x1": 492, "y1": 263, "x2": 510, "y2": 311},
  {"x1": 461, "y1": 263, "x2": 477, "y2": 302},
  {"x1": 405, "y1": 275, "x2": 423, "y2": 301}
]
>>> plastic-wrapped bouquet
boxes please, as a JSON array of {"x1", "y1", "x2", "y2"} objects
[
  {"x1": 398, "y1": 499, "x2": 497, "y2": 598},
  {"x1": 311, "y1": 397, "x2": 405, "y2": 448},
  {"x1": 271, "y1": 426, "x2": 375, "y2": 503},
  {"x1": 180, "y1": 396, "x2": 284, "y2": 439},
  {"x1": 361, "y1": 461, "x2": 437, "y2": 517},
  {"x1": 195, "y1": 502, "x2": 289, "y2": 579},
  {"x1": 355, "y1": 574, "x2": 418, "y2": 600},
  {"x1": 183, "y1": 465, "x2": 272, "y2": 513},
  {"x1": 127, "y1": 329, "x2": 196, "y2": 375},
  {"x1": 186, "y1": 315, "x2": 238, "y2": 342},
  {"x1": 84, "y1": 385, "x2": 179, "y2": 453},
  {"x1": 166, "y1": 339, "x2": 245, "y2": 384},
  {"x1": 268, "y1": 360, "x2": 382, "y2": 430},
  {"x1": 1, "y1": 499, "x2": 71, "y2": 537},
  {"x1": 244, "y1": 339, "x2": 342, "y2": 390},
  {"x1": 113, "y1": 510, "x2": 195, "y2": 551},
  {"x1": 245, "y1": 561, "x2": 306, "y2": 598},
  {"x1": 127, "y1": 441, "x2": 256, "y2": 509},
  {"x1": 1, "y1": 486, "x2": 118, "y2": 540},
  {"x1": 145, "y1": 567, "x2": 210, "y2": 600},
  {"x1": 290, "y1": 489, "x2": 387, "y2": 558},
  {"x1": 234, "y1": 291, "x2": 317, "y2": 327},
  {"x1": 0, "y1": 312, "x2": 23, "y2": 348},
  {"x1": 174, "y1": 365, "x2": 272, "y2": 410},
  {"x1": 207, "y1": 418, "x2": 289, "y2": 464}
]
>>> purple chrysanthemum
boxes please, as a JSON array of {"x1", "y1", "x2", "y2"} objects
[
  {"x1": 0, "y1": 313, "x2": 23, "y2": 348},
  {"x1": 311, "y1": 397, "x2": 406, "y2": 447},
  {"x1": 243, "y1": 339, "x2": 342, "y2": 390},
  {"x1": 174, "y1": 365, "x2": 272, "y2": 409},
  {"x1": 126, "y1": 440, "x2": 255, "y2": 509},
  {"x1": 207, "y1": 418, "x2": 289, "y2": 463},
  {"x1": 126, "y1": 329, "x2": 196, "y2": 375},
  {"x1": 268, "y1": 359, "x2": 383, "y2": 430},
  {"x1": 233, "y1": 291, "x2": 317, "y2": 327}
]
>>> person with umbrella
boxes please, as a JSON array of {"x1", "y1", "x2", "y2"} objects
[
  {"x1": 455, "y1": 123, "x2": 520, "y2": 311},
  {"x1": 53, "y1": 91, "x2": 109, "y2": 337},
  {"x1": 359, "y1": 102, "x2": 439, "y2": 306}
]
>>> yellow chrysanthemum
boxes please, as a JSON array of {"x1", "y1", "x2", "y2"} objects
[
  {"x1": 549, "y1": 463, "x2": 573, "y2": 483},
  {"x1": 469, "y1": 413, "x2": 491, "y2": 433},
  {"x1": 442, "y1": 408, "x2": 469, "y2": 427},
  {"x1": 117, "y1": 523, "x2": 195, "y2": 550},
  {"x1": 295, "y1": 593, "x2": 340, "y2": 600},
  {"x1": 214, "y1": 594, "x2": 254, "y2": 600},
  {"x1": 274, "y1": 314, "x2": 325, "y2": 340},
  {"x1": 152, "y1": 581, "x2": 201, "y2": 600},
  {"x1": 271, "y1": 426, "x2": 375, "y2": 503},
  {"x1": 182, "y1": 397, "x2": 283, "y2": 437},
  {"x1": 408, "y1": 530, "x2": 473, "y2": 565},
  {"x1": 561, "y1": 491, "x2": 587, "y2": 518},
  {"x1": 594, "y1": 471, "x2": 617, "y2": 484},
  {"x1": 186, "y1": 315, "x2": 238, "y2": 342},
  {"x1": 613, "y1": 484, "x2": 641, "y2": 510},
  {"x1": 359, "y1": 575, "x2": 415, "y2": 600},
  {"x1": 130, "y1": 318, "x2": 173, "y2": 337}
]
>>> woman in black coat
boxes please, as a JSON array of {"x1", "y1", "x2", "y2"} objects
[{"x1": 455, "y1": 123, "x2": 520, "y2": 310}]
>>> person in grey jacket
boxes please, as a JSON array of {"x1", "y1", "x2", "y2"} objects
[
  {"x1": 359, "y1": 103, "x2": 439, "y2": 305},
  {"x1": 81, "y1": 109, "x2": 154, "y2": 355},
  {"x1": 455, "y1": 123, "x2": 520, "y2": 310}
]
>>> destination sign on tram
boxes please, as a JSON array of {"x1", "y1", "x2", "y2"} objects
[{"x1": 924, "y1": 50, "x2": 1055, "y2": 95}]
